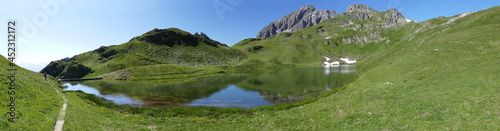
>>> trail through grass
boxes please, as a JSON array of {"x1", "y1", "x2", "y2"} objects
[{"x1": 52, "y1": 84, "x2": 68, "y2": 131}]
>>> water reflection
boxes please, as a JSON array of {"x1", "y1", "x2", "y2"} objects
[
  {"x1": 63, "y1": 66, "x2": 358, "y2": 109},
  {"x1": 63, "y1": 83, "x2": 144, "y2": 105},
  {"x1": 185, "y1": 85, "x2": 273, "y2": 109},
  {"x1": 324, "y1": 65, "x2": 356, "y2": 74}
]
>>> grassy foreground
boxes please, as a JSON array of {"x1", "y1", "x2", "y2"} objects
[
  {"x1": 1, "y1": 6, "x2": 498, "y2": 130},
  {"x1": 0, "y1": 57, "x2": 63, "y2": 130}
]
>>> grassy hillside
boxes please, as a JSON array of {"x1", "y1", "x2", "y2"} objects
[
  {"x1": 0, "y1": 56, "x2": 64, "y2": 130},
  {"x1": 41, "y1": 28, "x2": 245, "y2": 79}
]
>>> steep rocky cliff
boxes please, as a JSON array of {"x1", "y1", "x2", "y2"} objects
[
  {"x1": 256, "y1": 4, "x2": 408, "y2": 39},
  {"x1": 256, "y1": 4, "x2": 336, "y2": 39},
  {"x1": 40, "y1": 61, "x2": 92, "y2": 79}
]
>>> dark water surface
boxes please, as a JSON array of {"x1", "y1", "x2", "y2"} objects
[{"x1": 63, "y1": 66, "x2": 358, "y2": 109}]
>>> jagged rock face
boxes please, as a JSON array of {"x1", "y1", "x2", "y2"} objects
[
  {"x1": 59, "y1": 62, "x2": 92, "y2": 79},
  {"x1": 346, "y1": 4, "x2": 377, "y2": 13},
  {"x1": 342, "y1": 4, "x2": 378, "y2": 26},
  {"x1": 40, "y1": 61, "x2": 67, "y2": 78},
  {"x1": 382, "y1": 9, "x2": 408, "y2": 28},
  {"x1": 40, "y1": 61, "x2": 92, "y2": 78},
  {"x1": 256, "y1": 4, "x2": 336, "y2": 39},
  {"x1": 338, "y1": 7, "x2": 407, "y2": 45}
]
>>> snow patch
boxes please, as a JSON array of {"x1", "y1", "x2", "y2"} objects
[
  {"x1": 405, "y1": 18, "x2": 417, "y2": 23},
  {"x1": 323, "y1": 57, "x2": 331, "y2": 61},
  {"x1": 383, "y1": 82, "x2": 393, "y2": 85},
  {"x1": 322, "y1": 57, "x2": 340, "y2": 67},
  {"x1": 340, "y1": 58, "x2": 357, "y2": 64}
]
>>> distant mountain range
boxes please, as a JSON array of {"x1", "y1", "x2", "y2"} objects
[
  {"x1": 39, "y1": 4, "x2": 489, "y2": 79},
  {"x1": 256, "y1": 4, "x2": 408, "y2": 39},
  {"x1": 256, "y1": 4, "x2": 336, "y2": 39}
]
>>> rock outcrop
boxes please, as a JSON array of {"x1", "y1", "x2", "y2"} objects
[
  {"x1": 130, "y1": 28, "x2": 226, "y2": 47},
  {"x1": 40, "y1": 61, "x2": 93, "y2": 79},
  {"x1": 340, "y1": 5, "x2": 407, "y2": 28},
  {"x1": 256, "y1": 4, "x2": 336, "y2": 39},
  {"x1": 340, "y1": 4, "x2": 378, "y2": 27},
  {"x1": 255, "y1": 4, "x2": 406, "y2": 39},
  {"x1": 40, "y1": 61, "x2": 67, "y2": 78},
  {"x1": 334, "y1": 5, "x2": 408, "y2": 45},
  {"x1": 383, "y1": 9, "x2": 408, "y2": 28},
  {"x1": 346, "y1": 4, "x2": 376, "y2": 13}
]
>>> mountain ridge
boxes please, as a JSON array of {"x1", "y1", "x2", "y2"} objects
[
  {"x1": 40, "y1": 28, "x2": 245, "y2": 79},
  {"x1": 130, "y1": 28, "x2": 228, "y2": 47},
  {"x1": 40, "y1": 4, "x2": 410, "y2": 79},
  {"x1": 256, "y1": 4, "x2": 336, "y2": 39},
  {"x1": 40, "y1": 4, "x2": 481, "y2": 80},
  {"x1": 255, "y1": 4, "x2": 405, "y2": 39}
]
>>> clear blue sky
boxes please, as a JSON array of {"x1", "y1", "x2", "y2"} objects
[{"x1": 1, "y1": 0, "x2": 498, "y2": 71}]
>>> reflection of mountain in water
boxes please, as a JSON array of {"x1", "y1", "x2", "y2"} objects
[
  {"x1": 185, "y1": 85, "x2": 273, "y2": 109},
  {"x1": 68, "y1": 67, "x2": 357, "y2": 108},
  {"x1": 257, "y1": 92, "x2": 305, "y2": 105},
  {"x1": 78, "y1": 75, "x2": 246, "y2": 106},
  {"x1": 63, "y1": 82, "x2": 145, "y2": 105},
  {"x1": 237, "y1": 66, "x2": 358, "y2": 105},
  {"x1": 324, "y1": 65, "x2": 357, "y2": 74}
]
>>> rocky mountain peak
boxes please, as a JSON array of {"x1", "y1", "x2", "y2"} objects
[
  {"x1": 256, "y1": 4, "x2": 410, "y2": 39},
  {"x1": 299, "y1": 4, "x2": 316, "y2": 11},
  {"x1": 347, "y1": 4, "x2": 376, "y2": 13},
  {"x1": 256, "y1": 4, "x2": 336, "y2": 39},
  {"x1": 383, "y1": 9, "x2": 408, "y2": 27},
  {"x1": 338, "y1": 4, "x2": 379, "y2": 27}
]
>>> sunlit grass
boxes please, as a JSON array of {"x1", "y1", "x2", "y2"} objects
[{"x1": 0, "y1": 58, "x2": 63, "y2": 130}]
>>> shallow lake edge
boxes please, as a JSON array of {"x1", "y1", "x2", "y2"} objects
[{"x1": 62, "y1": 70, "x2": 360, "y2": 118}]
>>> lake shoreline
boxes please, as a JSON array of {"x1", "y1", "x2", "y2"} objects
[
  {"x1": 65, "y1": 75, "x2": 361, "y2": 118},
  {"x1": 63, "y1": 66, "x2": 360, "y2": 117}
]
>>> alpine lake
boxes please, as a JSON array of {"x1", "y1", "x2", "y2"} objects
[{"x1": 63, "y1": 66, "x2": 358, "y2": 109}]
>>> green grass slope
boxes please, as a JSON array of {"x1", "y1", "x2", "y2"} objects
[{"x1": 0, "y1": 56, "x2": 64, "y2": 130}]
